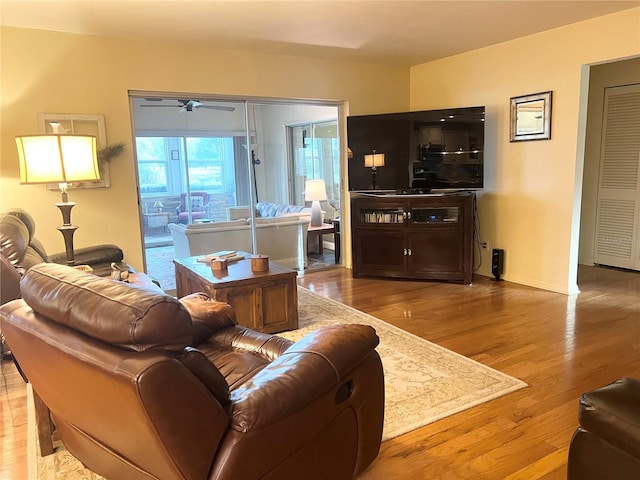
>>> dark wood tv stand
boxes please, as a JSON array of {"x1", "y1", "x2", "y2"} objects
[{"x1": 350, "y1": 191, "x2": 474, "y2": 284}]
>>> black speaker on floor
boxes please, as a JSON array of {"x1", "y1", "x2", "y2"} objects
[{"x1": 491, "y1": 248, "x2": 504, "y2": 281}]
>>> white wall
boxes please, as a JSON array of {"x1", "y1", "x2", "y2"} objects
[{"x1": 409, "y1": 8, "x2": 640, "y2": 294}]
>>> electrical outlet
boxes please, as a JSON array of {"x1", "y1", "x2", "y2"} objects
[{"x1": 481, "y1": 241, "x2": 489, "y2": 250}]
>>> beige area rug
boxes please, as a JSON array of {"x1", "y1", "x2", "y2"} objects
[
  {"x1": 28, "y1": 287, "x2": 526, "y2": 478},
  {"x1": 286, "y1": 287, "x2": 527, "y2": 440}
]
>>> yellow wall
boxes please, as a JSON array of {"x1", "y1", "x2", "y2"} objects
[
  {"x1": 410, "y1": 8, "x2": 640, "y2": 294},
  {"x1": 1, "y1": 27, "x2": 410, "y2": 270}
]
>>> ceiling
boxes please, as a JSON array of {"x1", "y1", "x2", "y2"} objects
[{"x1": 1, "y1": 1, "x2": 638, "y2": 66}]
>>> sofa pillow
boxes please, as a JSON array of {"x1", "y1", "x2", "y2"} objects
[
  {"x1": 179, "y1": 292, "x2": 237, "y2": 344},
  {"x1": 274, "y1": 204, "x2": 306, "y2": 216},
  {"x1": 190, "y1": 195, "x2": 205, "y2": 210},
  {"x1": 256, "y1": 202, "x2": 277, "y2": 217}
]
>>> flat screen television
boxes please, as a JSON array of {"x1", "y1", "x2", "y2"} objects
[{"x1": 347, "y1": 106, "x2": 485, "y2": 192}]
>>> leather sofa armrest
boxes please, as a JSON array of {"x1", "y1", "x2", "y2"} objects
[
  {"x1": 49, "y1": 244, "x2": 124, "y2": 267},
  {"x1": 229, "y1": 324, "x2": 379, "y2": 432},
  {"x1": 209, "y1": 325, "x2": 293, "y2": 361}
]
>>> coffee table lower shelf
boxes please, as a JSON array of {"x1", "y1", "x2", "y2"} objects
[{"x1": 174, "y1": 253, "x2": 298, "y2": 334}]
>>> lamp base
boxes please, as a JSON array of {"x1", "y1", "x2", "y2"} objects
[
  {"x1": 55, "y1": 202, "x2": 78, "y2": 266},
  {"x1": 310, "y1": 200, "x2": 323, "y2": 227}
]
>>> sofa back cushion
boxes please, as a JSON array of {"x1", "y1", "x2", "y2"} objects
[
  {"x1": 185, "y1": 219, "x2": 249, "y2": 230},
  {"x1": 256, "y1": 202, "x2": 307, "y2": 217},
  {"x1": 20, "y1": 263, "x2": 193, "y2": 351}
]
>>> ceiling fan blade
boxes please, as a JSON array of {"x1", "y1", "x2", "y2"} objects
[
  {"x1": 140, "y1": 104, "x2": 182, "y2": 107},
  {"x1": 139, "y1": 102, "x2": 236, "y2": 112},
  {"x1": 198, "y1": 105, "x2": 236, "y2": 112}
]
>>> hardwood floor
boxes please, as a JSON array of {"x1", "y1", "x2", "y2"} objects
[{"x1": 1, "y1": 265, "x2": 638, "y2": 479}]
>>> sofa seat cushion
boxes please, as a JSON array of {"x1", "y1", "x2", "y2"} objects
[
  {"x1": 20, "y1": 263, "x2": 193, "y2": 352},
  {"x1": 197, "y1": 325, "x2": 293, "y2": 389}
]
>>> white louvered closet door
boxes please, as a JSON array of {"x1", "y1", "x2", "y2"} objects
[{"x1": 594, "y1": 84, "x2": 640, "y2": 270}]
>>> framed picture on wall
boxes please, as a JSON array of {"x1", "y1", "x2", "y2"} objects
[
  {"x1": 38, "y1": 112, "x2": 111, "y2": 189},
  {"x1": 510, "y1": 91, "x2": 552, "y2": 142}
]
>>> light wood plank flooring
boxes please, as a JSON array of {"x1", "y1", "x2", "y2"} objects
[{"x1": 1, "y1": 265, "x2": 638, "y2": 479}]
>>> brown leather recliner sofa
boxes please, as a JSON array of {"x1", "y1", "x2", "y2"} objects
[
  {"x1": 568, "y1": 377, "x2": 640, "y2": 479},
  {"x1": 0, "y1": 263, "x2": 384, "y2": 480}
]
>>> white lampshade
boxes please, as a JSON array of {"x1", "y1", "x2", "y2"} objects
[
  {"x1": 364, "y1": 152, "x2": 385, "y2": 168},
  {"x1": 305, "y1": 179, "x2": 327, "y2": 227},
  {"x1": 304, "y1": 179, "x2": 328, "y2": 202},
  {"x1": 15, "y1": 134, "x2": 100, "y2": 185}
]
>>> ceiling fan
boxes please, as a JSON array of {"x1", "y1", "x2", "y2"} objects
[{"x1": 141, "y1": 99, "x2": 236, "y2": 112}]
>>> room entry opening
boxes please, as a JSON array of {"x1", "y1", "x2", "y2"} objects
[{"x1": 129, "y1": 93, "x2": 342, "y2": 289}]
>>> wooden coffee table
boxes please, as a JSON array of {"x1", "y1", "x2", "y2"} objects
[{"x1": 174, "y1": 253, "x2": 298, "y2": 333}]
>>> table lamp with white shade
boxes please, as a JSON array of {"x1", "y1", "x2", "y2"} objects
[
  {"x1": 364, "y1": 150, "x2": 385, "y2": 189},
  {"x1": 305, "y1": 179, "x2": 327, "y2": 227},
  {"x1": 15, "y1": 133, "x2": 100, "y2": 266}
]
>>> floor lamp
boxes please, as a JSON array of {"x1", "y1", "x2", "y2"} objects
[
  {"x1": 15, "y1": 133, "x2": 100, "y2": 266},
  {"x1": 305, "y1": 179, "x2": 327, "y2": 227}
]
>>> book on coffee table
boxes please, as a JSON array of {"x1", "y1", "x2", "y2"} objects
[{"x1": 197, "y1": 251, "x2": 244, "y2": 263}]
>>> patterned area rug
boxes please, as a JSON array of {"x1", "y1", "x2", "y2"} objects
[
  {"x1": 284, "y1": 288, "x2": 527, "y2": 440},
  {"x1": 28, "y1": 287, "x2": 526, "y2": 478}
]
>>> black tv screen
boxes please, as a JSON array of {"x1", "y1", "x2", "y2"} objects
[{"x1": 347, "y1": 106, "x2": 485, "y2": 192}]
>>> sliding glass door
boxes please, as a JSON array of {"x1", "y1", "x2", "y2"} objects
[
  {"x1": 290, "y1": 120, "x2": 340, "y2": 213},
  {"x1": 130, "y1": 94, "x2": 340, "y2": 289}
]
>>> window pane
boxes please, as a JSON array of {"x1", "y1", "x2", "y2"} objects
[
  {"x1": 136, "y1": 137, "x2": 169, "y2": 193},
  {"x1": 136, "y1": 137, "x2": 166, "y2": 161},
  {"x1": 139, "y1": 162, "x2": 168, "y2": 193},
  {"x1": 186, "y1": 137, "x2": 234, "y2": 192}
]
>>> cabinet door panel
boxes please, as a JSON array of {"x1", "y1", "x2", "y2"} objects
[
  {"x1": 408, "y1": 232, "x2": 464, "y2": 275},
  {"x1": 354, "y1": 230, "x2": 406, "y2": 274}
]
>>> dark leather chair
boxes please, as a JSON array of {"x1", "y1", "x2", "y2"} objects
[
  {"x1": 176, "y1": 191, "x2": 209, "y2": 224},
  {"x1": 0, "y1": 263, "x2": 384, "y2": 480},
  {"x1": 0, "y1": 209, "x2": 129, "y2": 356},
  {"x1": 0, "y1": 208, "x2": 129, "y2": 305},
  {"x1": 568, "y1": 377, "x2": 640, "y2": 479}
]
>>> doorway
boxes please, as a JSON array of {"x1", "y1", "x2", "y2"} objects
[
  {"x1": 578, "y1": 57, "x2": 640, "y2": 282},
  {"x1": 129, "y1": 94, "x2": 342, "y2": 291}
]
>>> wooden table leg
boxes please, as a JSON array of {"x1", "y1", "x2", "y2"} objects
[{"x1": 33, "y1": 389, "x2": 55, "y2": 456}]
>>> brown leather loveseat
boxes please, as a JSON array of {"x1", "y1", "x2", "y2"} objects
[{"x1": 0, "y1": 263, "x2": 384, "y2": 480}]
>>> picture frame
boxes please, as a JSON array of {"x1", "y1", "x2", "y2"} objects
[
  {"x1": 510, "y1": 91, "x2": 552, "y2": 142},
  {"x1": 37, "y1": 112, "x2": 111, "y2": 189}
]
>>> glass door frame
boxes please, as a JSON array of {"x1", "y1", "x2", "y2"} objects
[{"x1": 129, "y1": 90, "x2": 347, "y2": 274}]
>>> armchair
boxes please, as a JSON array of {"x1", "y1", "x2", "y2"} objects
[
  {"x1": 0, "y1": 263, "x2": 384, "y2": 480},
  {"x1": 568, "y1": 377, "x2": 640, "y2": 479},
  {"x1": 177, "y1": 191, "x2": 210, "y2": 224}
]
